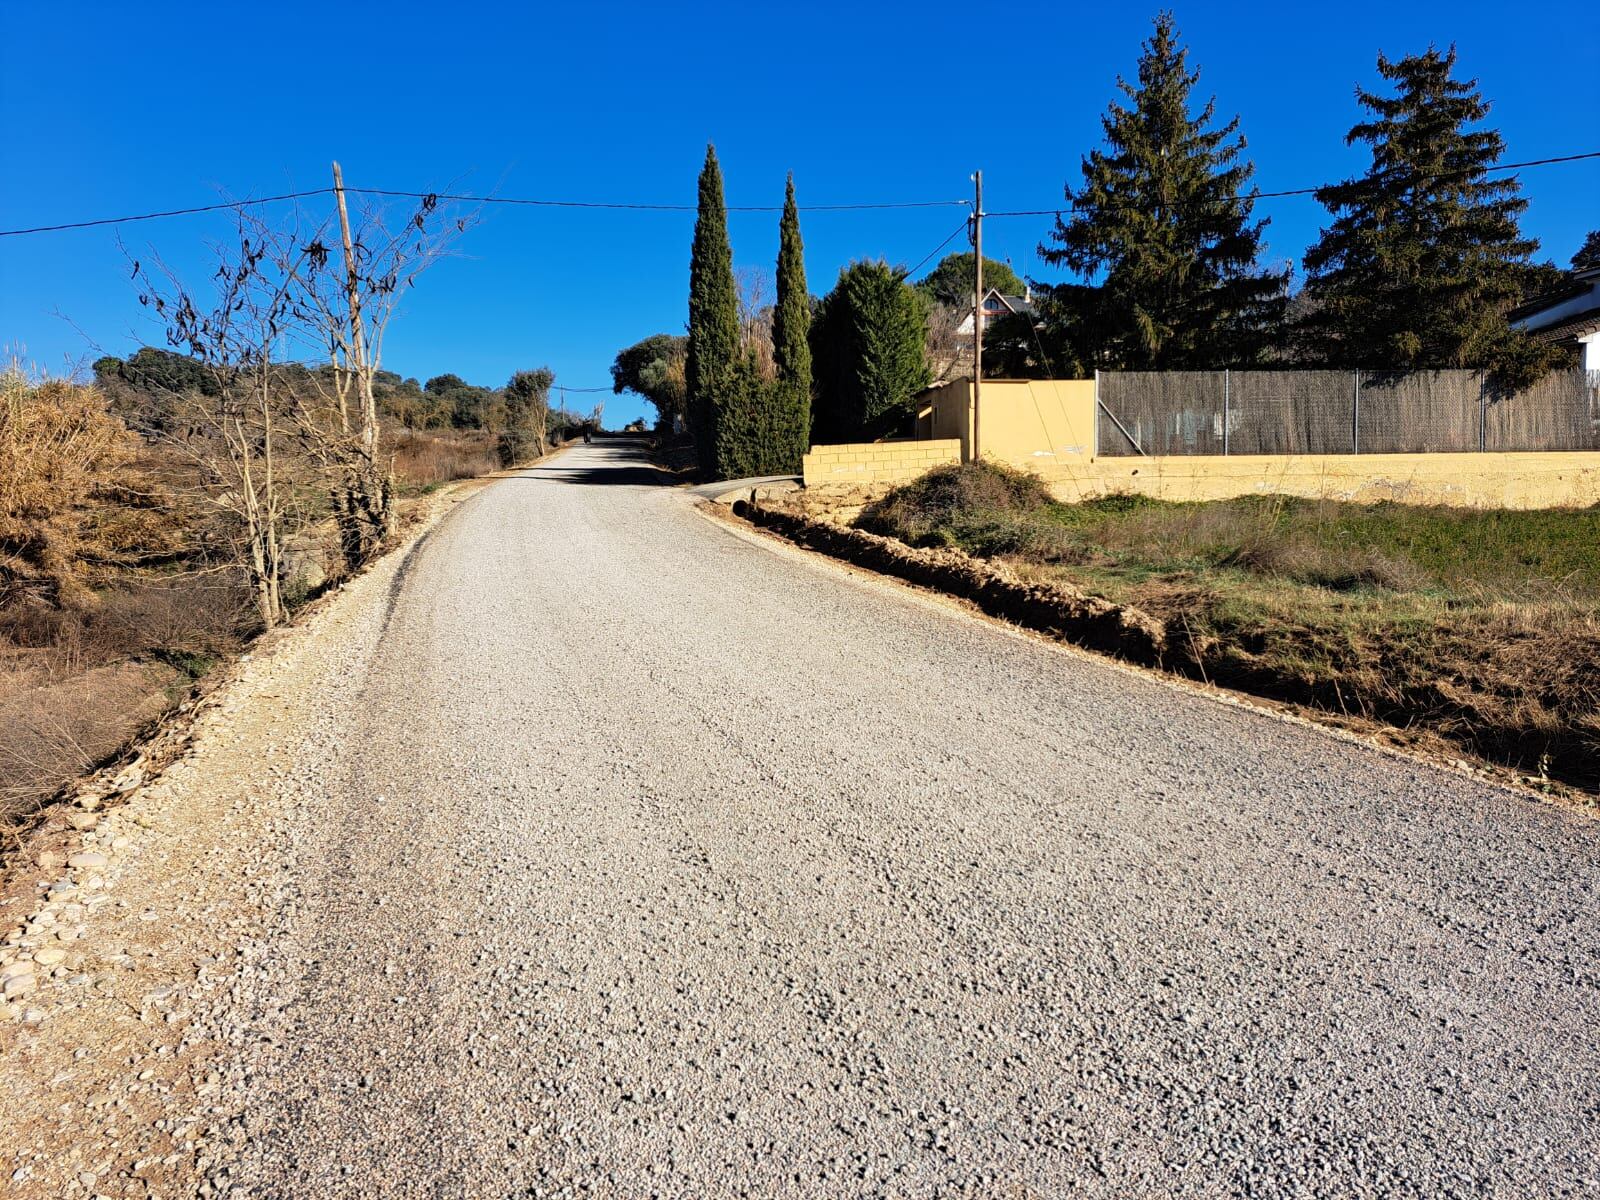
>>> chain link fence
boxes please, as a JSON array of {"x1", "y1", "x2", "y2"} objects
[{"x1": 1096, "y1": 368, "x2": 1600, "y2": 456}]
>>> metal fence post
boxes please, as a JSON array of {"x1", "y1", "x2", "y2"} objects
[
  {"x1": 1352, "y1": 370, "x2": 1361, "y2": 454},
  {"x1": 1093, "y1": 368, "x2": 1100, "y2": 458},
  {"x1": 1479, "y1": 371, "x2": 1487, "y2": 452},
  {"x1": 1222, "y1": 368, "x2": 1230, "y2": 456}
]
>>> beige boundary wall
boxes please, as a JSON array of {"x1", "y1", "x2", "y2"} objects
[
  {"x1": 802, "y1": 439, "x2": 961, "y2": 488},
  {"x1": 1067, "y1": 451, "x2": 1600, "y2": 509},
  {"x1": 799, "y1": 380, "x2": 1600, "y2": 510}
]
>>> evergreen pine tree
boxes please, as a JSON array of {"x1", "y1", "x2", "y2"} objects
[
  {"x1": 686, "y1": 144, "x2": 739, "y2": 475},
  {"x1": 770, "y1": 174, "x2": 813, "y2": 472},
  {"x1": 808, "y1": 288, "x2": 851, "y2": 441},
  {"x1": 915, "y1": 253, "x2": 1025, "y2": 308},
  {"x1": 1571, "y1": 230, "x2": 1600, "y2": 273},
  {"x1": 1038, "y1": 13, "x2": 1286, "y2": 368},
  {"x1": 1300, "y1": 46, "x2": 1552, "y2": 382}
]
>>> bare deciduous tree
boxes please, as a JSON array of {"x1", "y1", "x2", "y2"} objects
[
  {"x1": 120, "y1": 168, "x2": 473, "y2": 618},
  {"x1": 128, "y1": 221, "x2": 310, "y2": 628},
  {"x1": 924, "y1": 301, "x2": 969, "y2": 385},
  {"x1": 736, "y1": 265, "x2": 776, "y2": 381},
  {"x1": 270, "y1": 164, "x2": 473, "y2": 569}
]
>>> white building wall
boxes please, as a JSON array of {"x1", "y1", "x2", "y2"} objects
[{"x1": 1512, "y1": 278, "x2": 1600, "y2": 331}]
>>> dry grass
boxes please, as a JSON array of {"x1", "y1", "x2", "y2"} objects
[
  {"x1": 0, "y1": 574, "x2": 249, "y2": 825},
  {"x1": 0, "y1": 367, "x2": 254, "y2": 824},
  {"x1": 860, "y1": 462, "x2": 1600, "y2": 791},
  {"x1": 391, "y1": 429, "x2": 499, "y2": 492},
  {"x1": 0, "y1": 382, "x2": 500, "y2": 833},
  {"x1": 0, "y1": 368, "x2": 139, "y2": 606},
  {"x1": 0, "y1": 660, "x2": 184, "y2": 821}
]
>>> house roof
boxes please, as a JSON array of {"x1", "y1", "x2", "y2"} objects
[
  {"x1": 1510, "y1": 267, "x2": 1600, "y2": 324},
  {"x1": 982, "y1": 289, "x2": 1037, "y2": 318},
  {"x1": 955, "y1": 289, "x2": 1038, "y2": 334},
  {"x1": 1528, "y1": 302, "x2": 1600, "y2": 345}
]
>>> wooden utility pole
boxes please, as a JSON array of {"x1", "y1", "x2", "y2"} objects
[
  {"x1": 331, "y1": 161, "x2": 373, "y2": 449},
  {"x1": 972, "y1": 169, "x2": 983, "y2": 463}
]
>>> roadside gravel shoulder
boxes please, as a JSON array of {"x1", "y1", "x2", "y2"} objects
[{"x1": 0, "y1": 473, "x2": 499, "y2": 1198}]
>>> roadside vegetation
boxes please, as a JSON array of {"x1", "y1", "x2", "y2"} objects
[
  {"x1": 858, "y1": 461, "x2": 1600, "y2": 791},
  {"x1": 2, "y1": 170, "x2": 604, "y2": 833},
  {"x1": 0, "y1": 351, "x2": 572, "y2": 834}
]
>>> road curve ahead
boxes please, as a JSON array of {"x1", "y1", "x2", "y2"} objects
[{"x1": 226, "y1": 440, "x2": 1598, "y2": 1198}]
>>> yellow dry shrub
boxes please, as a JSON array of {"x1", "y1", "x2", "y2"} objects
[{"x1": 0, "y1": 368, "x2": 136, "y2": 607}]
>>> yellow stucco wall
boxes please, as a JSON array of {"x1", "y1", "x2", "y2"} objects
[
  {"x1": 970, "y1": 380, "x2": 1098, "y2": 480},
  {"x1": 810, "y1": 381, "x2": 1600, "y2": 509},
  {"x1": 915, "y1": 379, "x2": 1098, "y2": 477},
  {"x1": 1060, "y1": 451, "x2": 1600, "y2": 510},
  {"x1": 802, "y1": 439, "x2": 961, "y2": 488}
]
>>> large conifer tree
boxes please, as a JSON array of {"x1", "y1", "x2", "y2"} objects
[
  {"x1": 705, "y1": 174, "x2": 814, "y2": 480},
  {"x1": 769, "y1": 174, "x2": 812, "y2": 472},
  {"x1": 1574, "y1": 231, "x2": 1600, "y2": 272},
  {"x1": 1299, "y1": 47, "x2": 1550, "y2": 381},
  {"x1": 1038, "y1": 13, "x2": 1285, "y2": 368},
  {"x1": 686, "y1": 144, "x2": 739, "y2": 474},
  {"x1": 811, "y1": 261, "x2": 930, "y2": 438}
]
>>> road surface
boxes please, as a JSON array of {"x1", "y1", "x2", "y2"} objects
[{"x1": 6, "y1": 440, "x2": 1599, "y2": 1198}]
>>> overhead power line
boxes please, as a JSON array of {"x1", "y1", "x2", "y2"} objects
[
  {"x1": 0, "y1": 189, "x2": 332, "y2": 237},
  {"x1": 899, "y1": 219, "x2": 975, "y2": 281},
  {"x1": 983, "y1": 149, "x2": 1600, "y2": 218},
  {"x1": 1, "y1": 148, "x2": 1593, "y2": 238},
  {"x1": 352, "y1": 187, "x2": 968, "y2": 214},
  {"x1": 0, "y1": 187, "x2": 968, "y2": 238}
]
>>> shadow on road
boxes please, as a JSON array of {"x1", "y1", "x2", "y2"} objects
[
  {"x1": 515, "y1": 443, "x2": 671, "y2": 488},
  {"x1": 519, "y1": 465, "x2": 670, "y2": 487}
]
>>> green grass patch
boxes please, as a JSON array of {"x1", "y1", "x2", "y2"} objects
[{"x1": 858, "y1": 461, "x2": 1600, "y2": 790}]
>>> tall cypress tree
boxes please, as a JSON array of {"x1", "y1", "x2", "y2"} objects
[
  {"x1": 686, "y1": 144, "x2": 739, "y2": 474},
  {"x1": 1038, "y1": 13, "x2": 1286, "y2": 368},
  {"x1": 711, "y1": 350, "x2": 772, "y2": 480},
  {"x1": 1299, "y1": 47, "x2": 1551, "y2": 382},
  {"x1": 770, "y1": 174, "x2": 812, "y2": 472}
]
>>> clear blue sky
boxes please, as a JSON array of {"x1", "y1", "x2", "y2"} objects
[{"x1": 3, "y1": 0, "x2": 1595, "y2": 426}]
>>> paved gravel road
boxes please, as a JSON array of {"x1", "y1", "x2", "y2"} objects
[
  {"x1": 10, "y1": 440, "x2": 1594, "y2": 1198},
  {"x1": 210, "y1": 440, "x2": 1599, "y2": 1198}
]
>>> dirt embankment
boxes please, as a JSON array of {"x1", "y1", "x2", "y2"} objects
[
  {"x1": 735, "y1": 500, "x2": 1167, "y2": 662},
  {"x1": 736, "y1": 496, "x2": 1599, "y2": 801}
]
